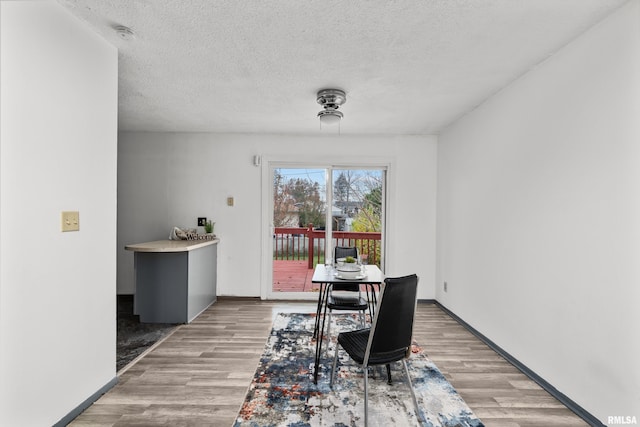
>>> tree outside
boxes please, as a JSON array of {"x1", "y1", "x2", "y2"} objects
[
  {"x1": 273, "y1": 168, "x2": 384, "y2": 267},
  {"x1": 334, "y1": 170, "x2": 382, "y2": 233},
  {"x1": 273, "y1": 169, "x2": 325, "y2": 228}
]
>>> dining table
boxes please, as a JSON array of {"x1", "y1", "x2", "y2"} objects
[{"x1": 311, "y1": 263, "x2": 384, "y2": 384}]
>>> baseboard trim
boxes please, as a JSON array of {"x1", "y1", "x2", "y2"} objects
[
  {"x1": 434, "y1": 301, "x2": 605, "y2": 427},
  {"x1": 53, "y1": 376, "x2": 118, "y2": 427}
]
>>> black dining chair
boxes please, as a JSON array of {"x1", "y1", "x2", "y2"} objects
[
  {"x1": 325, "y1": 247, "x2": 369, "y2": 343},
  {"x1": 330, "y1": 274, "x2": 422, "y2": 427}
]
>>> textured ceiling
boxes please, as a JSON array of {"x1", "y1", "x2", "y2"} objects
[{"x1": 57, "y1": 0, "x2": 627, "y2": 135}]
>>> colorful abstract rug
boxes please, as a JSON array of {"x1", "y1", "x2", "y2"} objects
[{"x1": 234, "y1": 313, "x2": 484, "y2": 427}]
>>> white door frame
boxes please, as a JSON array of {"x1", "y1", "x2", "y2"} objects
[{"x1": 260, "y1": 155, "x2": 393, "y2": 300}]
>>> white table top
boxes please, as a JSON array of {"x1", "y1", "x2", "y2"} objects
[
  {"x1": 125, "y1": 239, "x2": 219, "y2": 253},
  {"x1": 311, "y1": 264, "x2": 384, "y2": 284}
]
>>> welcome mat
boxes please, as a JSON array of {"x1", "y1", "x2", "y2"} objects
[{"x1": 234, "y1": 313, "x2": 484, "y2": 427}]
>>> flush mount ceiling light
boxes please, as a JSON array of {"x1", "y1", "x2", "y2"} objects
[
  {"x1": 114, "y1": 25, "x2": 135, "y2": 41},
  {"x1": 317, "y1": 89, "x2": 346, "y2": 126}
]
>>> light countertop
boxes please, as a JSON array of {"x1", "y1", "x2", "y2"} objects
[{"x1": 125, "y1": 238, "x2": 219, "y2": 253}]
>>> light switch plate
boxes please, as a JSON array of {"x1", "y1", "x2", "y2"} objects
[
  {"x1": 227, "y1": 197, "x2": 234, "y2": 207},
  {"x1": 61, "y1": 211, "x2": 79, "y2": 232}
]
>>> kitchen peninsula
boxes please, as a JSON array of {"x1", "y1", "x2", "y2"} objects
[{"x1": 125, "y1": 238, "x2": 219, "y2": 323}]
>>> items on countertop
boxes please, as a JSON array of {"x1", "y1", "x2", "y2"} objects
[{"x1": 170, "y1": 226, "x2": 217, "y2": 241}]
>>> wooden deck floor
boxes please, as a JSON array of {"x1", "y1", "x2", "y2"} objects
[{"x1": 272, "y1": 260, "x2": 318, "y2": 292}]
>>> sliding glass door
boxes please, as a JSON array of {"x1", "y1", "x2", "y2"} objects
[
  {"x1": 269, "y1": 165, "x2": 385, "y2": 298},
  {"x1": 271, "y1": 167, "x2": 327, "y2": 293},
  {"x1": 332, "y1": 169, "x2": 384, "y2": 268}
]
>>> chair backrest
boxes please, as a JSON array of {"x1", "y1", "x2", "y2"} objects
[
  {"x1": 334, "y1": 246, "x2": 358, "y2": 260},
  {"x1": 366, "y1": 274, "x2": 418, "y2": 357},
  {"x1": 331, "y1": 247, "x2": 360, "y2": 292}
]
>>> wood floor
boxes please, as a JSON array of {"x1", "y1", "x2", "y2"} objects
[{"x1": 69, "y1": 298, "x2": 589, "y2": 427}]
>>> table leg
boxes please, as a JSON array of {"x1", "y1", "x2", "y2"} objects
[
  {"x1": 366, "y1": 285, "x2": 375, "y2": 321},
  {"x1": 314, "y1": 283, "x2": 329, "y2": 384},
  {"x1": 313, "y1": 283, "x2": 326, "y2": 339},
  {"x1": 370, "y1": 283, "x2": 379, "y2": 318}
]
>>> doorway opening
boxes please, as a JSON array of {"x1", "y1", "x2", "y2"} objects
[{"x1": 269, "y1": 166, "x2": 385, "y2": 298}]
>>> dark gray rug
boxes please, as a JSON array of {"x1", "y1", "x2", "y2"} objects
[{"x1": 117, "y1": 295, "x2": 178, "y2": 371}]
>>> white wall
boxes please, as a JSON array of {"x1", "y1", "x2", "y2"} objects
[
  {"x1": 0, "y1": 2, "x2": 118, "y2": 425},
  {"x1": 117, "y1": 133, "x2": 437, "y2": 300},
  {"x1": 437, "y1": 0, "x2": 639, "y2": 422}
]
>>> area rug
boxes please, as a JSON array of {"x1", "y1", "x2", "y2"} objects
[{"x1": 234, "y1": 313, "x2": 484, "y2": 427}]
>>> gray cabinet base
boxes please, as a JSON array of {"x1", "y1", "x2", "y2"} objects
[{"x1": 134, "y1": 244, "x2": 217, "y2": 323}]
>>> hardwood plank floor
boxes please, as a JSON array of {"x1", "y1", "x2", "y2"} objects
[{"x1": 69, "y1": 298, "x2": 589, "y2": 426}]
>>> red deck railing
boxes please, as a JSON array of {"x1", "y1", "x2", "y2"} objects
[{"x1": 273, "y1": 224, "x2": 382, "y2": 268}]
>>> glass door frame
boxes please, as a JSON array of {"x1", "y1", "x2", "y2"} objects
[{"x1": 260, "y1": 155, "x2": 391, "y2": 300}]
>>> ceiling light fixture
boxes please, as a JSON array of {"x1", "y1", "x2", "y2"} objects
[
  {"x1": 317, "y1": 89, "x2": 346, "y2": 127},
  {"x1": 114, "y1": 25, "x2": 135, "y2": 41}
]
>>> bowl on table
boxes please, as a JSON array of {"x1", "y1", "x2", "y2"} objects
[{"x1": 337, "y1": 263, "x2": 361, "y2": 279}]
